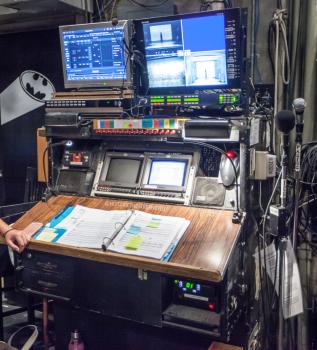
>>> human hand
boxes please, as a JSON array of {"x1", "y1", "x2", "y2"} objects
[{"x1": 4, "y1": 229, "x2": 30, "y2": 252}]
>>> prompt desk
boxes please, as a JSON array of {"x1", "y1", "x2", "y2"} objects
[{"x1": 12, "y1": 195, "x2": 245, "y2": 349}]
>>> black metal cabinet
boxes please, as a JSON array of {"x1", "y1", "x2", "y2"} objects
[
  {"x1": 73, "y1": 260, "x2": 164, "y2": 327},
  {"x1": 16, "y1": 250, "x2": 74, "y2": 300},
  {"x1": 16, "y1": 250, "x2": 165, "y2": 326}
]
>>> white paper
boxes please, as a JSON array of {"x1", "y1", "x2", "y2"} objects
[
  {"x1": 250, "y1": 118, "x2": 260, "y2": 146},
  {"x1": 55, "y1": 205, "x2": 132, "y2": 249},
  {"x1": 259, "y1": 239, "x2": 304, "y2": 319},
  {"x1": 108, "y1": 210, "x2": 190, "y2": 259}
]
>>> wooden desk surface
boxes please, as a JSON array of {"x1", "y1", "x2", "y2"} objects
[{"x1": 12, "y1": 195, "x2": 242, "y2": 282}]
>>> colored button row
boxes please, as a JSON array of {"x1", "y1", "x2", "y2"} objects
[{"x1": 94, "y1": 129, "x2": 178, "y2": 135}]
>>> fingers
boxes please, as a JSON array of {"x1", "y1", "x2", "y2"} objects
[
  {"x1": 5, "y1": 230, "x2": 30, "y2": 253},
  {"x1": 6, "y1": 239, "x2": 20, "y2": 253},
  {"x1": 15, "y1": 235, "x2": 26, "y2": 250},
  {"x1": 21, "y1": 232, "x2": 30, "y2": 246}
]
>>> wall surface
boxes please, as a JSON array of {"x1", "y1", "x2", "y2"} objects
[{"x1": 0, "y1": 29, "x2": 64, "y2": 204}]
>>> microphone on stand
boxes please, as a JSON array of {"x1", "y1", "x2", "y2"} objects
[
  {"x1": 275, "y1": 109, "x2": 295, "y2": 146},
  {"x1": 275, "y1": 110, "x2": 295, "y2": 207},
  {"x1": 293, "y1": 97, "x2": 306, "y2": 122},
  {"x1": 274, "y1": 110, "x2": 295, "y2": 350}
]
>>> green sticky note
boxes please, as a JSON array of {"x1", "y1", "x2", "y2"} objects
[
  {"x1": 147, "y1": 222, "x2": 160, "y2": 228},
  {"x1": 125, "y1": 235, "x2": 143, "y2": 250}
]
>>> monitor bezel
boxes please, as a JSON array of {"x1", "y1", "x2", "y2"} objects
[
  {"x1": 98, "y1": 152, "x2": 145, "y2": 189},
  {"x1": 59, "y1": 20, "x2": 133, "y2": 90},
  {"x1": 141, "y1": 153, "x2": 192, "y2": 192},
  {"x1": 134, "y1": 7, "x2": 244, "y2": 95}
]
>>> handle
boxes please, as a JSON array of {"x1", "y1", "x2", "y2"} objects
[{"x1": 8, "y1": 325, "x2": 38, "y2": 350}]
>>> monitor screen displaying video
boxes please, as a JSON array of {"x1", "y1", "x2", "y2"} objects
[
  {"x1": 103, "y1": 158, "x2": 142, "y2": 184},
  {"x1": 143, "y1": 15, "x2": 227, "y2": 88},
  {"x1": 147, "y1": 160, "x2": 187, "y2": 187},
  {"x1": 135, "y1": 8, "x2": 244, "y2": 94},
  {"x1": 59, "y1": 21, "x2": 131, "y2": 89}
]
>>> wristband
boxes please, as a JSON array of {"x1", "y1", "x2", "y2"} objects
[{"x1": 2, "y1": 228, "x2": 15, "y2": 238}]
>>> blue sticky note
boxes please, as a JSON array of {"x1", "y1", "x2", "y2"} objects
[
  {"x1": 49, "y1": 206, "x2": 74, "y2": 228},
  {"x1": 127, "y1": 225, "x2": 141, "y2": 235}
]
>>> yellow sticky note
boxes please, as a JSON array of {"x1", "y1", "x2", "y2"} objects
[
  {"x1": 125, "y1": 235, "x2": 143, "y2": 250},
  {"x1": 35, "y1": 228, "x2": 57, "y2": 242}
]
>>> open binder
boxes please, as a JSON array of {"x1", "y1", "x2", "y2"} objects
[{"x1": 34, "y1": 205, "x2": 190, "y2": 261}]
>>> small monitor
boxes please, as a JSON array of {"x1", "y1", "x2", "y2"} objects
[
  {"x1": 142, "y1": 154, "x2": 192, "y2": 192},
  {"x1": 59, "y1": 20, "x2": 132, "y2": 89},
  {"x1": 148, "y1": 160, "x2": 187, "y2": 187},
  {"x1": 98, "y1": 152, "x2": 144, "y2": 188},
  {"x1": 134, "y1": 8, "x2": 244, "y2": 95}
]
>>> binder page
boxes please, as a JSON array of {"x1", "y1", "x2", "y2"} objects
[
  {"x1": 55, "y1": 205, "x2": 132, "y2": 248},
  {"x1": 108, "y1": 210, "x2": 190, "y2": 259}
]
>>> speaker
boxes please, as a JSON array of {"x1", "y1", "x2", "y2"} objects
[
  {"x1": 56, "y1": 169, "x2": 95, "y2": 195},
  {"x1": 192, "y1": 177, "x2": 226, "y2": 207}
]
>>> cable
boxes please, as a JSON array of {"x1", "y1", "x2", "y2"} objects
[
  {"x1": 270, "y1": 9, "x2": 291, "y2": 152},
  {"x1": 259, "y1": 171, "x2": 282, "y2": 332},
  {"x1": 127, "y1": 0, "x2": 170, "y2": 8},
  {"x1": 95, "y1": 0, "x2": 102, "y2": 21},
  {"x1": 42, "y1": 146, "x2": 49, "y2": 192},
  {"x1": 110, "y1": 0, "x2": 118, "y2": 20},
  {"x1": 200, "y1": 0, "x2": 226, "y2": 10}
]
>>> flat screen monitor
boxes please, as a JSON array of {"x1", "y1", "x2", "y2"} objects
[
  {"x1": 59, "y1": 20, "x2": 132, "y2": 89},
  {"x1": 135, "y1": 8, "x2": 245, "y2": 95},
  {"x1": 142, "y1": 154, "x2": 192, "y2": 192},
  {"x1": 98, "y1": 152, "x2": 144, "y2": 188},
  {"x1": 148, "y1": 160, "x2": 187, "y2": 187}
]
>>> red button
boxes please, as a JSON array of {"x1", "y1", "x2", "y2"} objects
[{"x1": 226, "y1": 150, "x2": 237, "y2": 159}]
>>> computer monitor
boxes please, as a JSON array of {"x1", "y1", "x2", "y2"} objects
[
  {"x1": 98, "y1": 152, "x2": 144, "y2": 188},
  {"x1": 141, "y1": 154, "x2": 192, "y2": 192},
  {"x1": 134, "y1": 8, "x2": 245, "y2": 95},
  {"x1": 59, "y1": 20, "x2": 132, "y2": 89}
]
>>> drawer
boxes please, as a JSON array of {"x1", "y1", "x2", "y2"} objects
[{"x1": 19, "y1": 267, "x2": 74, "y2": 299}]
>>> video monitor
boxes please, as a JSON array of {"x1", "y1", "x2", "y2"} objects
[
  {"x1": 98, "y1": 152, "x2": 144, "y2": 188},
  {"x1": 134, "y1": 8, "x2": 245, "y2": 94},
  {"x1": 148, "y1": 160, "x2": 187, "y2": 187},
  {"x1": 141, "y1": 154, "x2": 192, "y2": 192},
  {"x1": 59, "y1": 20, "x2": 132, "y2": 89}
]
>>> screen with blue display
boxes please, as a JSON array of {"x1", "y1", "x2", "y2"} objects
[
  {"x1": 60, "y1": 22, "x2": 130, "y2": 88},
  {"x1": 136, "y1": 8, "x2": 244, "y2": 94},
  {"x1": 142, "y1": 14, "x2": 227, "y2": 88}
]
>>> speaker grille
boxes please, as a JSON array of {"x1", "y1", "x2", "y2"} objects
[{"x1": 192, "y1": 177, "x2": 225, "y2": 206}]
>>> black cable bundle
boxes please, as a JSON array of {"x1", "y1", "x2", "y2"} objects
[{"x1": 297, "y1": 143, "x2": 317, "y2": 239}]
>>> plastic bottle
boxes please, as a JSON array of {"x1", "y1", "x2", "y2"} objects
[{"x1": 68, "y1": 330, "x2": 85, "y2": 350}]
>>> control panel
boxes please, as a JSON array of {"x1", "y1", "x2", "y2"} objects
[
  {"x1": 93, "y1": 118, "x2": 184, "y2": 137},
  {"x1": 62, "y1": 150, "x2": 92, "y2": 168},
  {"x1": 173, "y1": 278, "x2": 221, "y2": 312},
  {"x1": 45, "y1": 90, "x2": 134, "y2": 114},
  {"x1": 146, "y1": 90, "x2": 243, "y2": 112}
]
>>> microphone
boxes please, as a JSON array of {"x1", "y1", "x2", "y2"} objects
[
  {"x1": 293, "y1": 97, "x2": 306, "y2": 134},
  {"x1": 111, "y1": 17, "x2": 119, "y2": 26},
  {"x1": 293, "y1": 97, "x2": 306, "y2": 115},
  {"x1": 275, "y1": 109, "x2": 295, "y2": 133},
  {"x1": 275, "y1": 110, "x2": 295, "y2": 147},
  {"x1": 275, "y1": 110, "x2": 295, "y2": 207}
]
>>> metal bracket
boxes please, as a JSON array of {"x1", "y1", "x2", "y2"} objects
[{"x1": 137, "y1": 269, "x2": 148, "y2": 281}]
